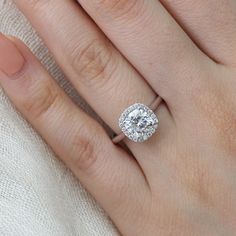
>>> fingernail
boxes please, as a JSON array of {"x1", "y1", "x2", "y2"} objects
[{"x1": 0, "y1": 33, "x2": 25, "y2": 77}]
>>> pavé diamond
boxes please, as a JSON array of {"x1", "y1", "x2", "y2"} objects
[{"x1": 119, "y1": 103, "x2": 159, "y2": 142}]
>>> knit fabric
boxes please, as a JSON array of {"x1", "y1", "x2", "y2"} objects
[{"x1": 0, "y1": 1, "x2": 118, "y2": 235}]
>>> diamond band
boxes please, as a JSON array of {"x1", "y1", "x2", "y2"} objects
[{"x1": 112, "y1": 96, "x2": 162, "y2": 143}]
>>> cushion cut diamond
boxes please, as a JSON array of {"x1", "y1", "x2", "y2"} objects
[{"x1": 119, "y1": 103, "x2": 159, "y2": 142}]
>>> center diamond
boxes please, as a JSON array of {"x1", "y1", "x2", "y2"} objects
[{"x1": 119, "y1": 103, "x2": 159, "y2": 142}]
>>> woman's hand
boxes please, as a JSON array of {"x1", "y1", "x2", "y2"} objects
[{"x1": 1, "y1": 0, "x2": 236, "y2": 235}]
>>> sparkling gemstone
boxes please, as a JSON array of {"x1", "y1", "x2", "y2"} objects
[{"x1": 119, "y1": 103, "x2": 159, "y2": 142}]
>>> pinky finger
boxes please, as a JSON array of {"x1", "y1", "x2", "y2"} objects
[{"x1": 0, "y1": 34, "x2": 150, "y2": 234}]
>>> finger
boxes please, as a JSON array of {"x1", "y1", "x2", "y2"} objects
[
  {"x1": 0, "y1": 34, "x2": 150, "y2": 234},
  {"x1": 13, "y1": 0, "x2": 175, "y2": 173},
  {"x1": 160, "y1": 0, "x2": 236, "y2": 66},
  {"x1": 77, "y1": 0, "x2": 212, "y2": 108},
  {"x1": 14, "y1": 0, "x2": 158, "y2": 124}
]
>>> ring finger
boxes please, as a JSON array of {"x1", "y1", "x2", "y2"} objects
[{"x1": 14, "y1": 0, "x2": 174, "y2": 171}]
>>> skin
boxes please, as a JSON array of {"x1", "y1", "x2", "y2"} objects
[{"x1": 0, "y1": 0, "x2": 236, "y2": 235}]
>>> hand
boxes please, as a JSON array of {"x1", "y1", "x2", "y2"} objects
[{"x1": 1, "y1": 0, "x2": 236, "y2": 235}]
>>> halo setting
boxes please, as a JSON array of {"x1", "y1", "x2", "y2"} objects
[{"x1": 119, "y1": 103, "x2": 159, "y2": 142}]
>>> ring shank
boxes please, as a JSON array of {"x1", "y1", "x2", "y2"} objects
[{"x1": 112, "y1": 96, "x2": 162, "y2": 144}]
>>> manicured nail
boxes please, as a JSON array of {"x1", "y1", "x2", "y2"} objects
[{"x1": 0, "y1": 33, "x2": 25, "y2": 77}]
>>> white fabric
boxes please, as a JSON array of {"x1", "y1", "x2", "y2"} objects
[{"x1": 0, "y1": 1, "x2": 118, "y2": 235}]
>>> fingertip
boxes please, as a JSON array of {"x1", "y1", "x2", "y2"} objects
[{"x1": 0, "y1": 33, "x2": 25, "y2": 77}]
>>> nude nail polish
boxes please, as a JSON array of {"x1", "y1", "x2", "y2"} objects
[{"x1": 0, "y1": 33, "x2": 25, "y2": 77}]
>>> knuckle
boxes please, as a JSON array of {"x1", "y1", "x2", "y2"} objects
[
  {"x1": 97, "y1": 0, "x2": 144, "y2": 20},
  {"x1": 70, "y1": 123, "x2": 103, "y2": 172},
  {"x1": 22, "y1": 78, "x2": 60, "y2": 119},
  {"x1": 71, "y1": 39, "x2": 115, "y2": 89},
  {"x1": 73, "y1": 138, "x2": 96, "y2": 171}
]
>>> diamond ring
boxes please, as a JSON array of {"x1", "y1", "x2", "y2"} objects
[{"x1": 112, "y1": 96, "x2": 162, "y2": 143}]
